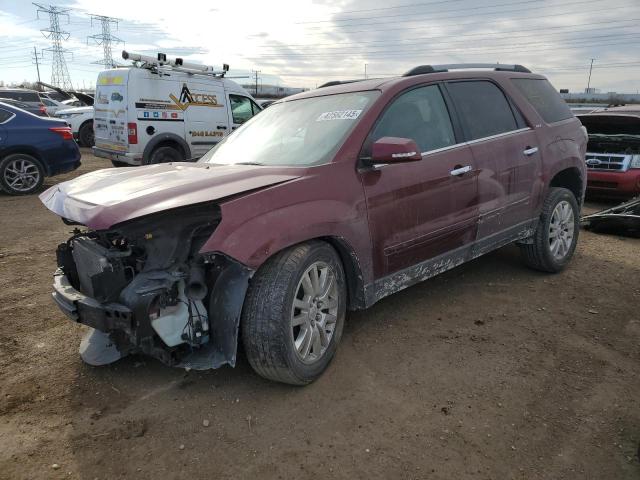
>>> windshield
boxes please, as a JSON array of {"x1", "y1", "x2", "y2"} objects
[{"x1": 201, "y1": 91, "x2": 378, "y2": 167}]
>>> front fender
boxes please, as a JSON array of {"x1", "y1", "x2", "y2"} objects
[{"x1": 199, "y1": 165, "x2": 373, "y2": 286}]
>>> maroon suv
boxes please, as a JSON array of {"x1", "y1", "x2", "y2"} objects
[{"x1": 41, "y1": 64, "x2": 587, "y2": 385}]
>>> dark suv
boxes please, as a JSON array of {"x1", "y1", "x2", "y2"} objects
[{"x1": 41, "y1": 64, "x2": 587, "y2": 385}]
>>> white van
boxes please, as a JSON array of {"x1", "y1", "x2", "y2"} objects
[{"x1": 93, "y1": 52, "x2": 261, "y2": 166}]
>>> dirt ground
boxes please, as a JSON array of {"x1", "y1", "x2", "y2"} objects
[{"x1": 0, "y1": 150, "x2": 638, "y2": 480}]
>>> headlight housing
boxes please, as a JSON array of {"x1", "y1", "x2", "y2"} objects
[{"x1": 630, "y1": 155, "x2": 640, "y2": 169}]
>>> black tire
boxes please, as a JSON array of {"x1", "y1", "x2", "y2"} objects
[
  {"x1": 0, "y1": 153, "x2": 45, "y2": 195},
  {"x1": 111, "y1": 160, "x2": 129, "y2": 168},
  {"x1": 78, "y1": 121, "x2": 94, "y2": 147},
  {"x1": 145, "y1": 145, "x2": 184, "y2": 165},
  {"x1": 241, "y1": 241, "x2": 347, "y2": 385},
  {"x1": 520, "y1": 187, "x2": 580, "y2": 273}
]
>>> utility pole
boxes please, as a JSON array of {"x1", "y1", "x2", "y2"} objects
[
  {"x1": 252, "y1": 69, "x2": 261, "y2": 97},
  {"x1": 33, "y1": 3, "x2": 73, "y2": 90},
  {"x1": 87, "y1": 14, "x2": 123, "y2": 68},
  {"x1": 32, "y1": 46, "x2": 42, "y2": 90},
  {"x1": 586, "y1": 58, "x2": 595, "y2": 92}
]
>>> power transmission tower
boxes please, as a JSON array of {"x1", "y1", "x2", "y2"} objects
[
  {"x1": 87, "y1": 14, "x2": 123, "y2": 68},
  {"x1": 33, "y1": 3, "x2": 73, "y2": 90}
]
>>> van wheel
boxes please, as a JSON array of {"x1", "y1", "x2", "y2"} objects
[
  {"x1": 78, "y1": 122, "x2": 94, "y2": 147},
  {"x1": 146, "y1": 145, "x2": 183, "y2": 164},
  {"x1": 0, "y1": 154, "x2": 45, "y2": 195},
  {"x1": 241, "y1": 241, "x2": 346, "y2": 385},
  {"x1": 520, "y1": 187, "x2": 580, "y2": 273}
]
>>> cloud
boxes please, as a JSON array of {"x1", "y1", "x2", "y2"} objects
[{"x1": 0, "y1": 0, "x2": 638, "y2": 92}]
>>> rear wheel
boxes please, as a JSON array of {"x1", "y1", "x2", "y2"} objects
[
  {"x1": 0, "y1": 154, "x2": 44, "y2": 195},
  {"x1": 241, "y1": 241, "x2": 346, "y2": 385},
  {"x1": 78, "y1": 121, "x2": 94, "y2": 147},
  {"x1": 520, "y1": 187, "x2": 580, "y2": 272},
  {"x1": 146, "y1": 145, "x2": 183, "y2": 165}
]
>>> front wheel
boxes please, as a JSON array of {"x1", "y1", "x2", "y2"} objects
[
  {"x1": 520, "y1": 187, "x2": 580, "y2": 272},
  {"x1": 78, "y1": 121, "x2": 94, "y2": 147},
  {"x1": 241, "y1": 241, "x2": 346, "y2": 385},
  {"x1": 0, "y1": 154, "x2": 44, "y2": 195}
]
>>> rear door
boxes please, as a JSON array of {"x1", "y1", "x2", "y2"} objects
[
  {"x1": 360, "y1": 84, "x2": 478, "y2": 277},
  {"x1": 445, "y1": 80, "x2": 540, "y2": 239},
  {"x1": 94, "y1": 70, "x2": 130, "y2": 154},
  {"x1": 181, "y1": 80, "x2": 229, "y2": 158},
  {"x1": 226, "y1": 93, "x2": 261, "y2": 132}
]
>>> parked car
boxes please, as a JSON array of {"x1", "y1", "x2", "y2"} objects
[
  {"x1": 39, "y1": 96, "x2": 70, "y2": 116},
  {"x1": 54, "y1": 106, "x2": 94, "y2": 147},
  {"x1": 40, "y1": 64, "x2": 586, "y2": 385},
  {"x1": 577, "y1": 106, "x2": 640, "y2": 197},
  {"x1": 0, "y1": 88, "x2": 44, "y2": 109},
  {"x1": 0, "y1": 98, "x2": 48, "y2": 117},
  {"x1": 0, "y1": 102, "x2": 80, "y2": 195}
]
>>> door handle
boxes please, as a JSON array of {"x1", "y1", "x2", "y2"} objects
[
  {"x1": 450, "y1": 165, "x2": 472, "y2": 176},
  {"x1": 523, "y1": 146, "x2": 539, "y2": 156},
  {"x1": 217, "y1": 125, "x2": 227, "y2": 130}
]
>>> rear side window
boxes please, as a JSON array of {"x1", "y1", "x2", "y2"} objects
[
  {"x1": 371, "y1": 84, "x2": 456, "y2": 152},
  {"x1": 447, "y1": 81, "x2": 519, "y2": 140},
  {"x1": 0, "y1": 109, "x2": 13, "y2": 123},
  {"x1": 0, "y1": 91, "x2": 39, "y2": 102},
  {"x1": 512, "y1": 78, "x2": 573, "y2": 123}
]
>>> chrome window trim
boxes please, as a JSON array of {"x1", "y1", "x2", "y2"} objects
[{"x1": 420, "y1": 127, "x2": 532, "y2": 156}]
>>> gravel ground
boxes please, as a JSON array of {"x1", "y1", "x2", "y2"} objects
[{"x1": 0, "y1": 150, "x2": 639, "y2": 479}]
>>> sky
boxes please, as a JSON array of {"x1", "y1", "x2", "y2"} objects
[{"x1": 0, "y1": 0, "x2": 639, "y2": 93}]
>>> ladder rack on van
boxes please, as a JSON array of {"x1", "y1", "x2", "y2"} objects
[{"x1": 121, "y1": 50, "x2": 229, "y2": 78}]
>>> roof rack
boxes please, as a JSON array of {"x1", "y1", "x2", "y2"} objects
[
  {"x1": 122, "y1": 50, "x2": 229, "y2": 78},
  {"x1": 403, "y1": 63, "x2": 531, "y2": 76},
  {"x1": 318, "y1": 79, "x2": 370, "y2": 88}
]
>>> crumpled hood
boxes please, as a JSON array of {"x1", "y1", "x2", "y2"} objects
[{"x1": 39, "y1": 162, "x2": 301, "y2": 230}]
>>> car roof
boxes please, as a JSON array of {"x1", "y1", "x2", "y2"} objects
[{"x1": 283, "y1": 69, "x2": 545, "y2": 102}]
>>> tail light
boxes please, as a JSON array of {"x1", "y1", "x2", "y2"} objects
[
  {"x1": 128, "y1": 122, "x2": 138, "y2": 144},
  {"x1": 49, "y1": 126, "x2": 74, "y2": 141}
]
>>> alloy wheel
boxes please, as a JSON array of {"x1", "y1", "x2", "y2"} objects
[
  {"x1": 548, "y1": 200, "x2": 575, "y2": 261},
  {"x1": 290, "y1": 261, "x2": 339, "y2": 364},
  {"x1": 3, "y1": 158, "x2": 41, "y2": 193}
]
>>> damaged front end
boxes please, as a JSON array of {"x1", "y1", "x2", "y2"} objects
[{"x1": 52, "y1": 201, "x2": 252, "y2": 369}]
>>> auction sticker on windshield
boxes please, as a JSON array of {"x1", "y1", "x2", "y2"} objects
[{"x1": 316, "y1": 110, "x2": 362, "y2": 121}]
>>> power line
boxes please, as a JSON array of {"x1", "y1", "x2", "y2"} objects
[
  {"x1": 311, "y1": 3, "x2": 638, "y2": 36},
  {"x1": 253, "y1": 35, "x2": 640, "y2": 58},
  {"x1": 309, "y1": 0, "x2": 638, "y2": 32},
  {"x1": 298, "y1": 0, "x2": 584, "y2": 24},
  {"x1": 257, "y1": 18, "x2": 640, "y2": 49},
  {"x1": 87, "y1": 14, "x2": 123, "y2": 68},
  {"x1": 33, "y1": 2, "x2": 73, "y2": 89}
]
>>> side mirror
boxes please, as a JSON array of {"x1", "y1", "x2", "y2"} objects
[{"x1": 370, "y1": 137, "x2": 422, "y2": 164}]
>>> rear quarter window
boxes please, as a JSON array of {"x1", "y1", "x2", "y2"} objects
[
  {"x1": 511, "y1": 78, "x2": 573, "y2": 123},
  {"x1": 0, "y1": 109, "x2": 13, "y2": 123}
]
